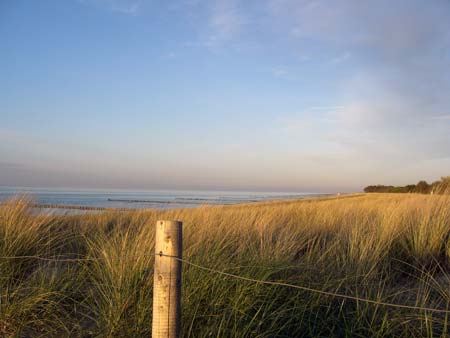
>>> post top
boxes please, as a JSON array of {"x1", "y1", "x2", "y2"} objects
[{"x1": 157, "y1": 220, "x2": 182, "y2": 224}]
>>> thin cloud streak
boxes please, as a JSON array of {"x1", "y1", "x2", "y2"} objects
[{"x1": 77, "y1": 0, "x2": 143, "y2": 15}]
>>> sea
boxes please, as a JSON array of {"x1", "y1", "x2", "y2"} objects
[{"x1": 0, "y1": 186, "x2": 329, "y2": 212}]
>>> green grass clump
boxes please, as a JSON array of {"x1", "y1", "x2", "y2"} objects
[{"x1": 1, "y1": 193, "x2": 450, "y2": 337}]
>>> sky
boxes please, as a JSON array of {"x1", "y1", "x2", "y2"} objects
[{"x1": 1, "y1": 0, "x2": 450, "y2": 193}]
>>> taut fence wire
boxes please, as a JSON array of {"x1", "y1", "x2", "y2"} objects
[{"x1": 1, "y1": 253, "x2": 449, "y2": 314}]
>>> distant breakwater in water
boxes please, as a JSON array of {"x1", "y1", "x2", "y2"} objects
[
  {"x1": 0, "y1": 187, "x2": 331, "y2": 212},
  {"x1": 11, "y1": 195, "x2": 316, "y2": 212},
  {"x1": 31, "y1": 204, "x2": 112, "y2": 211},
  {"x1": 106, "y1": 198, "x2": 261, "y2": 205},
  {"x1": 31, "y1": 204, "x2": 130, "y2": 211},
  {"x1": 0, "y1": 203, "x2": 109, "y2": 211}
]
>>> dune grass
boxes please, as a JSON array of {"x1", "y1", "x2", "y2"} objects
[{"x1": 1, "y1": 193, "x2": 450, "y2": 337}]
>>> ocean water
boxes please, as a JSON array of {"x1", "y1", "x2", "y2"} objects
[{"x1": 0, "y1": 186, "x2": 327, "y2": 211}]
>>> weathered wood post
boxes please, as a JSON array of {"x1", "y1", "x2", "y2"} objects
[{"x1": 152, "y1": 220, "x2": 183, "y2": 338}]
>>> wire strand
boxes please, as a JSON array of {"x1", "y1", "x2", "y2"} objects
[
  {"x1": 158, "y1": 253, "x2": 450, "y2": 314},
  {"x1": 0, "y1": 255, "x2": 96, "y2": 262},
  {"x1": 1, "y1": 253, "x2": 450, "y2": 314}
]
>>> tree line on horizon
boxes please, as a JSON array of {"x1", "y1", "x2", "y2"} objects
[{"x1": 364, "y1": 176, "x2": 450, "y2": 194}]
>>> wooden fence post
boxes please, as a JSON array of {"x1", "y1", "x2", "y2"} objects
[{"x1": 152, "y1": 220, "x2": 183, "y2": 338}]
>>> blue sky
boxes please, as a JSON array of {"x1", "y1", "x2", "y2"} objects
[{"x1": 1, "y1": 0, "x2": 450, "y2": 192}]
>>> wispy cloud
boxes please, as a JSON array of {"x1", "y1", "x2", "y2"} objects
[
  {"x1": 280, "y1": 107, "x2": 341, "y2": 132},
  {"x1": 77, "y1": 0, "x2": 143, "y2": 15},
  {"x1": 162, "y1": 52, "x2": 177, "y2": 59},
  {"x1": 310, "y1": 106, "x2": 345, "y2": 111},
  {"x1": 271, "y1": 67, "x2": 289, "y2": 78},
  {"x1": 206, "y1": 0, "x2": 245, "y2": 47},
  {"x1": 431, "y1": 115, "x2": 450, "y2": 120},
  {"x1": 330, "y1": 52, "x2": 351, "y2": 64}
]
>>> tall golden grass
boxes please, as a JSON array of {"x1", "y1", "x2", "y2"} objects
[{"x1": 1, "y1": 193, "x2": 450, "y2": 337}]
